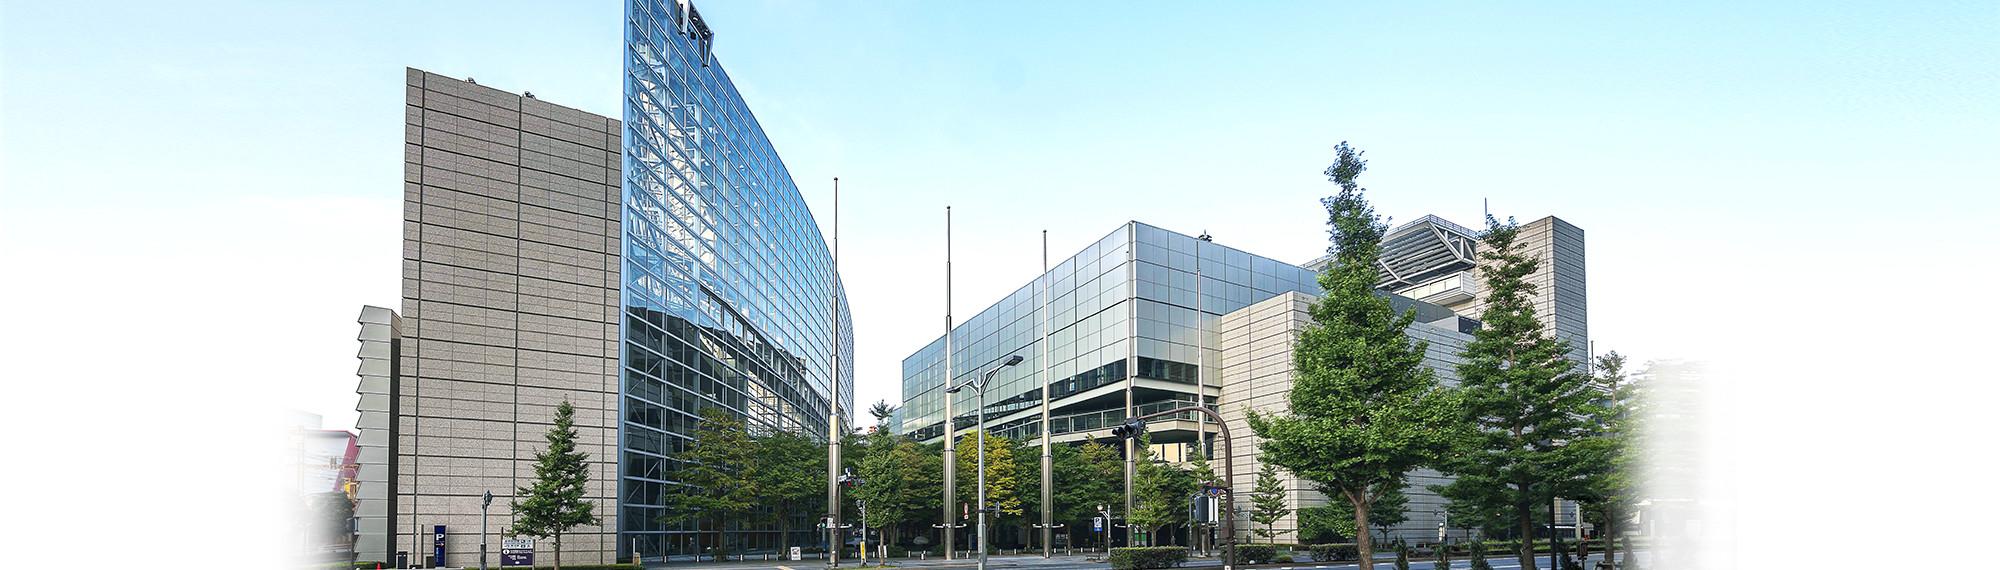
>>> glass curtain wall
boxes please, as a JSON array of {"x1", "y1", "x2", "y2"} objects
[
  {"x1": 898, "y1": 222, "x2": 1319, "y2": 444},
  {"x1": 622, "y1": 0, "x2": 852, "y2": 559}
]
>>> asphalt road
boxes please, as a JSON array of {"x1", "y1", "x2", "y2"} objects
[{"x1": 641, "y1": 551, "x2": 1651, "y2": 570}]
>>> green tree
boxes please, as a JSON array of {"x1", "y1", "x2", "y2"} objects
[
  {"x1": 1296, "y1": 504, "x2": 1350, "y2": 544},
  {"x1": 1573, "y1": 352, "x2": 1639, "y2": 569},
  {"x1": 1128, "y1": 435, "x2": 1194, "y2": 546},
  {"x1": 1053, "y1": 440, "x2": 1123, "y2": 547},
  {"x1": 1352, "y1": 484, "x2": 1408, "y2": 544},
  {"x1": 660, "y1": 407, "x2": 758, "y2": 557},
  {"x1": 1249, "y1": 463, "x2": 1290, "y2": 544},
  {"x1": 955, "y1": 433, "x2": 1024, "y2": 523},
  {"x1": 1247, "y1": 141, "x2": 1462, "y2": 569},
  {"x1": 1436, "y1": 216, "x2": 1600, "y2": 570},
  {"x1": 868, "y1": 400, "x2": 898, "y2": 429},
  {"x1": 854, "y1": 430, "x2": 907, "y2": 555},
  {"x1": 754, "y1": 430, "x2": 824, "y2": 553},
  {"x1": 510, "y1": 400, "x2": 601, "y2": 570}
]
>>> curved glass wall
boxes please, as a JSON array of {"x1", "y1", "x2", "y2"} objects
[{"x1": 622, "y1": 0, "x2": 852, "y2": 558}]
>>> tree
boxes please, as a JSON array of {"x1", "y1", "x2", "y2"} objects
[
  {"x1": 955, "y1": 433, "x2": 1024, "y2": 530},
  {"x1": 854, "y1": 430, "x2": 908, "y2": 556},
  {"x1": 753, "y1": 430, "x2": 824, "y2": 553},
  {"x1": 510, "y1": 400, "x2": 601, "y2": 570},
  {"x1": 660, "y1": 407, "x2": 758, "y2": 558},
  {"x1": 1353, "y1": 484, "x2": 1408, "y2": 544},
  {"x1": 1128, "y1": 434, "x2": 1194, "y2": 546},
  {"x1": 868, "y1": 400, "x2": 898, "y2": 429},
  {"x1": 1435, "y1": 216, "x2": 1600, "y2": 570},
  {"x1": 1249, "y1": 463, "x2": 1290, "y2": 544},
  {"x1": 308, "y1": 492, "x2": 355, "y2": 547},
  {"x1": 1053, "y1": 440, "x2": 1123, "y2": 548},
  {"x1": 1574, "y1": 352, "x2": 1639, "y2": 569},
  {"x1": 1247, "y1": 141, "x2": 1462, "y2": 570}
]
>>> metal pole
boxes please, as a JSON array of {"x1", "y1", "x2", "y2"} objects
[
  {"x1": 942, "y1": 206, "x2": 956, "y2": 561},
  {"x1": 1124, "y1": 405, "x2": 1238, "y2": 570},
  {"x1": 828, "y1": 177, "x2": 842, "y2": 569},
  {"x1": 480, "y1": 498, "x2": 488, "y2": 570},
  {"x1": 1550, "y1": 494, "x2": 1562, "y2": 570},
  {"x1": 1039, "y1": 230, "x2": 1053, "y2": 558},
  {"x1": 976, "y1": 374, "x2": 989, "y2": 570}
]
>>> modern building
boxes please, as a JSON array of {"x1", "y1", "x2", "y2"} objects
[
  {"x1": 1370, "y1": 214, "x2": 1587, "y2": 365},
  {"x1": 357, "y1": 68, "x2": 626, "y2": 567},
  {"x1": 354, "y1": 20, "x2": 848, "y2": 562},
  {"x1": 898, "y1": 214, "x2": 1586, "y2": 546},
  {"x1": 898, "y1": 222, "x2": 1321, "y2": 453},
  {"x1": 620, "y1": 0, "x2": 851, "y2": 559}
]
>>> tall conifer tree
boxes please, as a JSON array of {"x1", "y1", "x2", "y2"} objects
[
  {"x1": 1436, "y1": 217, "x2": 1598, "y2": 570},
  {"x1": 1247, "y1": 142, "x2": 1460, "y2": 569},
  {"x1": 510, "y1": 400, "x2": 600, "y2": 570}
]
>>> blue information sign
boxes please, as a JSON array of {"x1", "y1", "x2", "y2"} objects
[
  {"x1": 502, "y1": 538, "x2": 536, "y2": 566},
  {"x1": 433, "y1": 525, "x2": 447, "y2": 567}
]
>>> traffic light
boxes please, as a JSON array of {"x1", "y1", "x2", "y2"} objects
[
  {"x1": 837, "y1": 467, "x2": 863, "y2": 489},
  {"x1": 1109, "y1": 418, "x2": 1147, "y2": 440}
]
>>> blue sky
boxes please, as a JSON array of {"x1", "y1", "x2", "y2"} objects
[{"x1": 3, "y1": 2, "x2": 1995, "y2": 562}]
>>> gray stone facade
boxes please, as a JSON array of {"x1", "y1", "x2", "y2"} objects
[
  {"x1": 1215, "y1": 291, "x2": 1476, "y2": 546},
  {"x1": 378, "y1": 68, "x2": 623, "y2": 566}
]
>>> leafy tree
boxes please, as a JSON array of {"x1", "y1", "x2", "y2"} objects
[
  {"x1": 1053, "y1": 440, "x2": 1123, "y2": 547},
  {"x1": 753, "y1": 430, "x2": 824, "y2": 553},
  {"x1": 1249, "y1": 463, "x2": 1290, "y2": 544},
  {"x1": 510, "y1": 400, "x2": 601, "y2": 570},
  {"x1": 955, "y1": 433, "x2": 1024, "y2": 523},
  {"x1": 855, "y1": 430, "x2": 908, "y2": 553},
  {"x1": 660, "y1": 407, "x2": 758, "y2": 557},
  {"x1": 1393, "y1": 544, "x2": 1411, "y2": 570},
  {"x1": 1296, "y1": 504, "x2": 1351, "y2": 544},
  {"x1": 1128, "y1": 434, "x2": 1194, "y2": 546},
  {"x1": 1436, "y1": 216, "x2": 1600, "y2": 570},
  {"x1": 1247, "y1": 141, "x2": 1462, "y2": 569}
]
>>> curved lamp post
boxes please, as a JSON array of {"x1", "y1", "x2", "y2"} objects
[
  {"x1": 947, "y1": 354, "x2": 1024, "y2": 570},
  {"x1": 1109, "y1": 406, "x2": 1239, "y2": 570}
]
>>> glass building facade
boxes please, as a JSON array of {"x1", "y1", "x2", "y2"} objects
[
  {"x1": 898, "y1": 221, "x2": 1320, "y2": 446},
  {"x1": 621, "y1": 0, "x2": 852, "y2": 557}
]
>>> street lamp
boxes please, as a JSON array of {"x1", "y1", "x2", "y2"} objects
[{"x1": 947, "y1": 354, "x2": 1023, "y2": 570}]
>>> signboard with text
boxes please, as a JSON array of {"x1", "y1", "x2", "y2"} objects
[
  {"x1": 433, "y1": 525, "x2": 447, "y2": 567},
  {"x1": 501, "y1": 537, "x2": 535, "y2": 567}
]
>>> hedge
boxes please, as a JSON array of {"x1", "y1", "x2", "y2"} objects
[
  {"x1": 1109, "y1": 546, "x2": 1189, "y2": 570},
  {"x1": 1234, "y1": 544, "x2": 1277, "y2": 564},
  {"x1": 1308, "y1": 543, "x2": 1358, "y2": 562}
]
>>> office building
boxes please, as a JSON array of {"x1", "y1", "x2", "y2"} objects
[
  {"x1": 621, "y1": 0, "x2": 851, "y2": 558},
  {"x1": 898, "y1": 222, "x2": 1320, "y2": 453},
  {"x1": 899, "y1": 213, "x2": 1586, "y2": 546},
  {"x1": 355, "y1": 18, "x2": 848, "y2": 560}
]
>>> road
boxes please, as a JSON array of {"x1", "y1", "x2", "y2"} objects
[{"x1": 642, "y1": 552, "x2": 1650, "y2": 570}]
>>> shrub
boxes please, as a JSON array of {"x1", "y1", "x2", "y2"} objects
[
  {"x1": 1434, "y1": 542, "x2": 1451, "y2": 570},
  {"x1": 1236, "y1": 544, "x2": 1277, "y2": 564},
  {"x1": 1109, "y1": 546, "x2": 1189, "y2": 570},
  {"x1": 1308, "y1": 543, "x2": 1357, "y2": 562},
  {"x1": 1393, "y1": 545, "x2": 1410, "y2": 570},
  {"x1": 1272, "y1": 554, "x2": 1293, "y2": 563}
]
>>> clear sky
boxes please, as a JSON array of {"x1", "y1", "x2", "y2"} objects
[{"x1": 3, "y1": 2, "x2": 1995, "y2": 564}]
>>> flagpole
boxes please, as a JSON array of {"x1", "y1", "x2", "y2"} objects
[
  {"x1": 942, "y1": 206, "x2": 956, "y2": 560},
  {"x1": 827, "y1": 177, "x2": 842, "y2": 569},
  {"x1": 1039, "y1": 229, "x2": 1053, "y2": 557}
]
